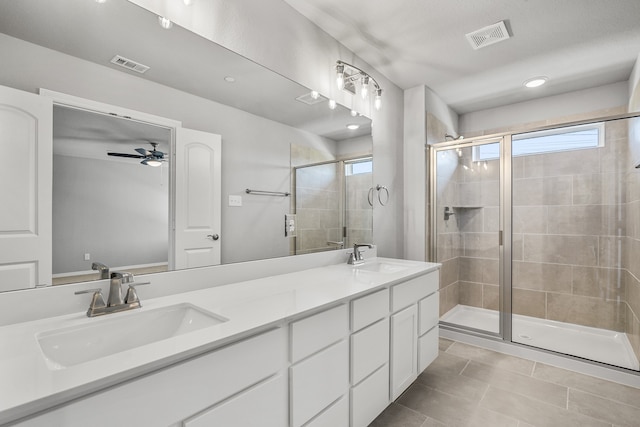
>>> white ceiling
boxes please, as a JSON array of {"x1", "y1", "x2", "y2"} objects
[
  {"x1": 0, "y1": 0, "x2": 371, "y2": 142},
  {"x1": 284, "y1": 0, "x2": 640, "y2": 114}
]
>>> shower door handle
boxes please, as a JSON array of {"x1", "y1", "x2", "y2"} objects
[{"x1": 499, "y1": 230, "x2": 503, "y2": 246}]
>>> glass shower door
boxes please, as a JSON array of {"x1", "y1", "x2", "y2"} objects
[
  {"x1": 433, "y1": 139, "x2": 504, "y2": 335},
  {"x1": 510, "y1": 118, "x2": 639, "y2": 370}
]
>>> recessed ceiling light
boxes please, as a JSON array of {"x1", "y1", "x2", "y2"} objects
[
  {"x1": 95, "y1": 0, "x2": 107, "y2": 3},
  {"x1": 524, "y1": 77, "x2": 548, "y2": 88},
  {"x1": 346, "y1": 124, "x2": 360, "y2": 130},
  {"x1": 224, "y1": 76, "x2": 236, "y2": 83}
]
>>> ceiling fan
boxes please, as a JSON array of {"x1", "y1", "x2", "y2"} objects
[{"x1": 107, "y1": 141, "x2": 167, "y2": 167}]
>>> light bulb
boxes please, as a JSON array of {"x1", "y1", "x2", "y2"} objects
[
  {"x1": 183, "y1": 0, "x2": 193, "y2": 5},
  {"x1": 361, "y1": 76, "x2": 369, "y2": 99},
  {"x1": 350, "y1": 110, "x2": 358, "y2": 117},
  {"x1": 336, "y1": 64, "x2": 345, "y2": 91},
  {"x1": 374, "y1": 89, "x2": 382, "y2": 110},
  {"x1": 158, "y1": 16, "x2": 173, "y2": 29},
  {"x1": 328, "y1": 99, "x2": 336, "y2": 110},
  {"x1": 142, "y1": 159, "x2": 162, "y2": 167},
  {"x1": 311, "y1": 90, "x2": 319, "y2": 99}
]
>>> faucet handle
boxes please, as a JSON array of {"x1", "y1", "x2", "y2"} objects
[
  {"x1": 75, "y1": 288, "x2": 106, "y2": 310},
  {"x1": 124, "y1": 281, "x2": 150, "y2": 304}
]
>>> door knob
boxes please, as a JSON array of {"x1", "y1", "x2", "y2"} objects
[{"x1": 207, "y1": 234, "x2": 220, "y2": 241}]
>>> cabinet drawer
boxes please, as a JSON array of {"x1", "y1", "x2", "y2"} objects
[
  {"x1": 351, "y1": 364, "x2": 389, "y2": 427},
  {"x1": 418, "y1": 325, "x2": 439, "y2": 373},
  {"x1": 350, "y1": 318, "x2": 389, "y2": 385},
  {"x1": 305, "y1": 395, "x2": 349, "y2": 427},
  {"x1": 291, "y1": 304, "x2": 348, "y2": 363},
  {"x1": 290, "y1": 339, "x2": 349, "y2": 427},
  {"x1": 183, "y1": 374, "x2": 287, "y2": 427},
  {"x1": 16, "y1": 328, "x2": 287, "y2": 427},
  {"x1": 419, "y1": 292, "x2": 439, "y2": 335},
  {"x1": 351, "y1": 288, "x2": 389, "y2": 332},
  {"x1": 391, "y1": 271, "x2": 439, "y2": 312}
]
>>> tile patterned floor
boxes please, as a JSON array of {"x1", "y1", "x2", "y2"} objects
[{"x1": 370, "y1": 338, "x2": 640, "y2": 427}]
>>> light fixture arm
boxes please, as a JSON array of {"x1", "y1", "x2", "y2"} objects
[{"x1": 336, "y1": 60, "x2": 381, "y2": 93}]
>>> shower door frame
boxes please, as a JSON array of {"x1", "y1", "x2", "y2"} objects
[{"x1": 428, "y1": 136, "x2": 513, "y2": 342}]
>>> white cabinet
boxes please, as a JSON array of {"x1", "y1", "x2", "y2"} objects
[
  {"x1": 418, "y1": 292, "x2": 439, "y2": 372},
  {"x1": 349, "y1": 290, "x2": 390, "y2": 427},
  {"x1": 12, "y1": 267, "x2": 441, "y2": 427},
  {"x1": 390, "y1": 304, "x2": 418, "y2": 400},
  {"x1": 15, "y1": 328, "x2": 287, "y2": 427},
  {"x1": 290, "y1": 304, "x2": 349, "y2": 427},
  {"x1": 389, "y1": 270, "x2": 440, "y2": 400},
  {"x1": 183, "y1": 374, "x2": 287, "y2": 427}
]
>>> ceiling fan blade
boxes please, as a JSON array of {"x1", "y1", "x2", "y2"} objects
[
  {"x1": 135, "y1": 148, "x2": 151, "y2": 156},
  {"x1": 107, "y1": 152, "x2": 146, "y2": 158}
]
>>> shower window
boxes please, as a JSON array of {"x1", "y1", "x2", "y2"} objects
[{"x1": 474, "y1": 122, "x2": 604, "y2": 161}]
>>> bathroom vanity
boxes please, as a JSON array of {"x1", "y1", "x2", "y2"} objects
[{"x1": 0, "y1": 257, "x2": 439, "y2": 426}]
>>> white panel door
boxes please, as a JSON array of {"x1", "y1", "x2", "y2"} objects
[
  {"x1": 174, "y1": 127, "x2": 222, "y2": 269},
  {"x1": 0, "y1": 85, "x2": 52, "y2": 291}
]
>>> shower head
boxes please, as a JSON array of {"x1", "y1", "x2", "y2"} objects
[{"x1": 445, "y1": 133, "x2": 464, "y2": 141}]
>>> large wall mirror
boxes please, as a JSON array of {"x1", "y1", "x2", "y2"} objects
[{"x1": 0, "y1": 0, "x2": 373, "y2": 291}]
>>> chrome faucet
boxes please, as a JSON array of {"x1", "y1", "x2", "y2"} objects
[
  {"x1": 75, "y1": 271, "x2": 149, "y2": 317},
  {"x1": 91, "y1": 262, "x2": 110, "y2": 279},
  {"x1": 348, "y1": 243, "x2": 373, "y2": 265}
]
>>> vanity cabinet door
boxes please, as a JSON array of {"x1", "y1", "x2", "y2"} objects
[{"x1": 390, "y1": 304, "x2": 418, "y2": 400}]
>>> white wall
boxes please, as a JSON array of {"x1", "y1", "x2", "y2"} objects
[
  {"x1": 53, "y1": 155, "x2": 169, "y2": 274},
  {"x1": 459, "y1": 81, "x2": 629, "y2": 135},
  {"x1": 0, "y1": 34, "x2": 338, "y2": 265},
  {"x1": 403, "y1": 86, "x2": 459, "y2": 262},
  {"x1": 629, "y1": 54, "x2": 640, "y2": 112},
  {"x1": 130, "y1": 0, "x2": 405, "y2": 258},
  {"x1": 403, "y1": 86, "x2": 427, "y2": 261}
]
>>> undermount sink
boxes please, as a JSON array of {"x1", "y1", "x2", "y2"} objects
[
  {"x1": 354, "y1": 261, "x2": 410, "y2": 274},
  {"x1": 36, "y1": 303, "x2": 228, "y2": 369}
]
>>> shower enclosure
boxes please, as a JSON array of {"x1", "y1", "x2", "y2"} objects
[
  {"x1": 431, "y1": 113, "x2": 640, "y2": 371},
  {"x1": 294, "y1": 157, "x2": 373, "y2": 255}
]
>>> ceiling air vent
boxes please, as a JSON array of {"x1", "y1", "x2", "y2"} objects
[
  {"x1": 110, "y1": 55, "x2": 150, "y2": 74},
  {"x1": 295, "y1": 92, "x2": 326, "y2": 105},
  {"x1": 465, "y1": 21, "x2": 510, "y2": 50}
]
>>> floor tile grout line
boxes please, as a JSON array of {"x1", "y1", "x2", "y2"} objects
[{"x1": 567, "y1": 385, "x2": 640, "y2": 412}]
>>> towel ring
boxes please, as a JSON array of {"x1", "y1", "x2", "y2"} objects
[
  {"x1": 376, "y1": 184, "x2": 389, "y2": 206},
  {"x1": 367, "y1": 187, "x2": 375, "y2": 207}
]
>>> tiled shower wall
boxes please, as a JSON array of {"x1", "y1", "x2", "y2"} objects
[
  {"x1": 510, "y1": 119, "x2": 627, "y2": 332},
  {"x1": 295, "y1": 163, "x2": 342, "y2": 255},
  {"x1": 438, "y1": 118, "x2": 639, "y2": 353}
]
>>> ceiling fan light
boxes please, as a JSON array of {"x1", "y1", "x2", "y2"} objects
[{"x1": 142, "y1": 158, "x2": 162, "y2": 167}]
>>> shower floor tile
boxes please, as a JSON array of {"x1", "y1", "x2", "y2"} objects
[{"x1": 441, "y1": 304, "x2": 639, "y2": 370}]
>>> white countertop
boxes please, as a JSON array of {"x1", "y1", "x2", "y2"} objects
[{"x1": 0, "y1": 257, "x2": 439, "y2": 425}]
